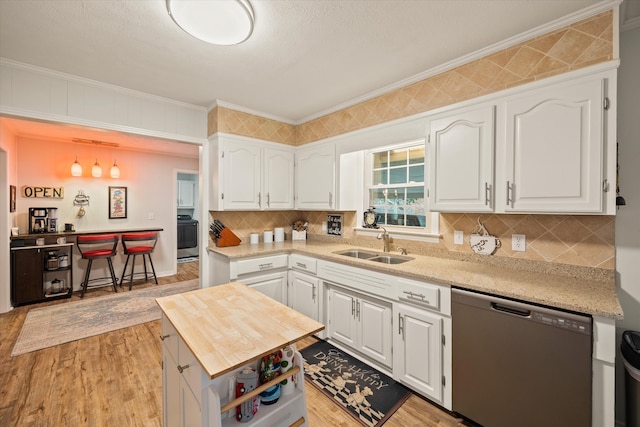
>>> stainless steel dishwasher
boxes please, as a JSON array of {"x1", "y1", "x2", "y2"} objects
[{"x1": 452, "y1": 288, "x2": 592, "y2": 427}]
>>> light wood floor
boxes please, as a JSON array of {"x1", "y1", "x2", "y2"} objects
[{"x1": 0, "y1": 260, "x2": 470, "y2": 426}]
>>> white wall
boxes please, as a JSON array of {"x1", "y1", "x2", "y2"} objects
[
  {"x1": 13, "y1": 136, "x2": 198, "y2": 298},
  {"x1": 615, "y1": 25, "x2": 640, "y2": 426},
  {"x1": 0, "y1": 120, "x2": 18, "y2": 313}
]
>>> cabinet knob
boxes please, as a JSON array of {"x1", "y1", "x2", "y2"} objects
[
  {"x1": 159, "y1": 334, "x2": 170, "y2": 341},
  {"x1": 177, "y1": 364, "x2": 190, "y2": 373}
]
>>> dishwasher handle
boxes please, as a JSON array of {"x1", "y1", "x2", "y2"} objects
[{"x1": 491, "y1": 302, "x2": 531, "y2": 318}]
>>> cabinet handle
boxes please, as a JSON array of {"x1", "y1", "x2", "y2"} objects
[
  {"x1": 329, "y1": 192, "x2": 333, "y2": 208},
  {"x1": 398, "y1": 313, "x2": 405, "y2": 338},
  {"x1": 506, "y1": 181, "x2": 514, "y2": 208},
  {"x1": 267, "y1": 192, "x2": 270, "y2": 207},
  {"x1": 356, "y1": 300, "x2": 360, "y2": 320},
  {"x1": 258, "y1": 192, "x2": 262, "y2": 208},
  {"x1": 485, "y1": 182, "x2": 491, "y2": 206},
  {"x1": 258, "y1": 263, "x2": 274, "y2": 270},
  {"x1": 351, "y1": 299, "x2": 355, "y2": 316},
  {"x1": 177, "y1": 364, "x2": 190, "y2": 373},
  {"x1": 159, "y1": 334, "x2": 170, "y2": 341},
  {"x1": 312, "y1": 284, "x2": 316, "y2": 300}
]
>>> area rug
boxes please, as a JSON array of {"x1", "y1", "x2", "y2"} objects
[
  {"x1": 11, "y1": 279, "x2": 199, "y2": 357},
  {"x1": 301, "y1": 340, "x2": 411, "y2": 427}
]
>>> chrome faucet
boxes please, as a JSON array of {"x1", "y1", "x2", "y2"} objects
[{"x1": 377, "y1": 227, "x2": 390, "y2": 252}]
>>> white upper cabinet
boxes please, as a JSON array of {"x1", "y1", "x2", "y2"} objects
[
  {"x1": 503, "y1": 78, "x2": 605, "y2": 213},
  {"x1": 177, "y1": 180, "x2": 195, "y2": 208},
  {"x1": 429, "y1": 105, "x2": 495, "y2": 212},
  {"x1": 214, "y1": 136, "x2": 294, "y2": 211},
  {"x1": 295, "y1": 143, "x2": 336, "y2": 210},
  {"x1": 263, "y1": 147, "x2": 295, "y2": 209}
]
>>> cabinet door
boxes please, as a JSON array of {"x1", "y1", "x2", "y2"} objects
[
  {"x1": 429, "y1": 106, "x2": 495, "y2": 212},
  {"x1": 357, "y1": 295, "x2": 393, "y2": 368},
  {"x1": 241, "y1": 272, "x2": 288, "y2": 305},
  {"x1": 504, "y1": 78, "x2": 604, "y2": 212},
  {"x1": 180, "y1": 375, "x2": 201, "y2": 427},
  {"x1": 393, "y1": 304, "x2": 443, "y2": 403},
  {"x1": 178, "y1": 180, "x2": 195, "y2": 207},
  {"x1": 289, "y1": 271, "x2": 320, "y2": 321},
  {"x1": 295, "y1": 144, "x2": 336, "y2": 210},
  {"x1": 263, "y1": 147, "x2": 294, "y2": 209},
  {"x1": 327, "y1": 286, "x2": 357, "y2": 348},
  {"x1": 11, "y1": 248, "x2": 43, "y2": 305},
  {"x1": 222, "y1": 140, "x2": 262, "y2": 209},
  {"x1": 163, "y1": 348, "x2": 181, "y2": 427}
]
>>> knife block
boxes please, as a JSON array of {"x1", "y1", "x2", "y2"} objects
[{"x1": 215, "y1": 227, "x2": 242, "y2": 247}]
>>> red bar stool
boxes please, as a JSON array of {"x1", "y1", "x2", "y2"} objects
[
  {"x1": 76, "y1": 234, "x2": 119, "y2": 298},
  {"x1": 119, "y1": 232, "x2": 158, "y2": 290}
]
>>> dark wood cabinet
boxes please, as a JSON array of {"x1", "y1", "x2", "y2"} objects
[{"x1": 11, "y1": 244, "x2": 73, "y2": 306}]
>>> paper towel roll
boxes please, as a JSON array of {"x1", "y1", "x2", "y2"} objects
[
  {"x1": 279, "y1": 346, "x2": 296, "y2": 395},
  {"x1": 274, "y1": 227, "x2": 285, "y2": 242}
]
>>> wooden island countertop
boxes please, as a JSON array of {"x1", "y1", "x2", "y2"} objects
[{"x1": 156, "y1": 282, "x2": 325, "y2": 379}]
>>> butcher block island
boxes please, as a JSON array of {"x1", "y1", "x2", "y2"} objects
[{"x1": 156, "y1": 282, "x2": 325, "y2": 427}]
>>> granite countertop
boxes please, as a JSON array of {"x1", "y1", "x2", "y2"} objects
[{"x1": 208, "y1": 240, "x2": 623, "y2": 320}]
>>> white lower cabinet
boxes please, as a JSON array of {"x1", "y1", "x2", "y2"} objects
[
  {"x1": 393, "y1": 303, "x2": 447, "y2": 406},
  {"x1": 326, "y1": 284, "x2": 393, "y2": 369},
  {"x1": 288, "y1": 271, "x2": 320, "y2": 322},
  {"x1": 240, "y1": 271, "x2": 288, "y2": 305}
]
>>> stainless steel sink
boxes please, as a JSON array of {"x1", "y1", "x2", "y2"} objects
[
  {"x1": 368, "y1": 255, "x2": 414, "y2": 264},
  {"x1": 333, "y1": 249, "x2": 414, "y2": 264},
  {"x1": 333, "y1": 249, "x2": 379, "y2": 259}
]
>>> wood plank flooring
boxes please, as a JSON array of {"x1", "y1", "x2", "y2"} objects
[{"x1": 0, "y1": 260, "x2": 470, "y2": 426}]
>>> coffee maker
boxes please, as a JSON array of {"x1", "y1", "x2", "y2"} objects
[{"x1": 29, "y1": 207, "x2": 58, "y2": 233}]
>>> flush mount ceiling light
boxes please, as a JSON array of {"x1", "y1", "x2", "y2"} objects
[{"x1": 166, "y1": 0, "x2": 254, "y2": 46}]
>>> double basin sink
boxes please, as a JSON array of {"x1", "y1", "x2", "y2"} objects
[{"x1": 333, "y1": 249, "x2": 414, "y2": 264}]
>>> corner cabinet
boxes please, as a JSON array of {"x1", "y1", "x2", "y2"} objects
[
  {"x1": 503, "y1": 77, "x2": 606, "y2": 213},
  {"x1": 295, "y1": 143, "x2": 336, "y2": 210},
  {"x1": 210, "y1": 135, "x2": 294, "y2": 211},
  {"x1": 428, "y1": 105, "x2": 495, "y2": 212}
]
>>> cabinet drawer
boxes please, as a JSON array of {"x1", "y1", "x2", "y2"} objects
[
  {"x1": 231, "y1": 254, "x2": 288, "y2": 278},
  {"x1": 396, "y1": 278, "x2": 443, "y2": 313},
  {"x1": 161, "y1": 316, "x2": 179, "y2": 362},
  {"x1": 289, "y1": 254, "x2": 317, "y2": 274},
  {"x1": 178, "y1": 338, "x2": 202, "y2": 405}
]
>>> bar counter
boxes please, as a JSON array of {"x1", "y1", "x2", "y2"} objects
[{"x1": 9, "y1": 227, "x2": 164, "y2": 247}]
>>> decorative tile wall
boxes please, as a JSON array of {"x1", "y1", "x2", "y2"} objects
[{"x1": 206, "y1": 10, "x2": 616, "y2": 270}]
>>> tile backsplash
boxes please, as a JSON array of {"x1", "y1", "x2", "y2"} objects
[{"x1": 209, "y1": 211, "x2": 614, "y2": 270}]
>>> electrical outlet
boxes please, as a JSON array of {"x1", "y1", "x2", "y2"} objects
[
  {"x1": 454, "y1": 230, "x2": 464, "y2": 245},
  {"x1": 512, "y1": 234, "x2": 526, "y2": 252}
]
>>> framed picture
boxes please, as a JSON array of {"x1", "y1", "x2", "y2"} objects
[
  {"x1": 108, "y1": 186, "x2": 127, "y2": 219},
  {"x1": 9, "y1": 185, "x2": 16, "y2": 212}
]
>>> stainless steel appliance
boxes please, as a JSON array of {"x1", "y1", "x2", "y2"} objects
[
  {"x1": 29, "y1": 207, "x2": 58, "y2": 233},
  {"x1": 177, "y1": 214, "x2": 198, "y2": 254},
  {"x1": 452, "y1": 288, "x2": 592, "y2": 427}
]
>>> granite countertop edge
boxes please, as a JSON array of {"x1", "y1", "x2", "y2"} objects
[{"x1": 208, "y1": 241, "x2": 623, "y2": 320}]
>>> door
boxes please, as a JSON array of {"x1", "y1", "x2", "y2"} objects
[
  {"x1": 177, "y1": 180, "x2": 195, "y2": 207},
  {"x1": 327, "y1": 286, "x2": 357, "y2": 348},
  {"x1": 357, "y1": 294, "x2": 393, "y2": 368},
  {"x1": 222, "y1": 140, "x2": 261, "y2": 209},
  {"x1": 263, "y1": 147, "x2": 294, "y2": 209},
  {"x1": 241, "y1": 272, "x2": 287, "y2": 305},
  {"x1": 295, "y1": 144, "x2": 335, "y2": 210},
  {"x1": 289, "y1": 271, "x2": 319, "y2": 321},
  {"x1": 393, "y1": 303, "x2": 443, "y2": 403},
  {"x1": 11, "y1": 248, "x2": 43, "y2": 305},
  {"x1": 429, "y1": 105, "x2": 495, "y2": 212},
  {"x1": 504, "y1": 78, "x2": 604, "y2": 212}
]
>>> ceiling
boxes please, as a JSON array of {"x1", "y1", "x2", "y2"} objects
[{"x1": 1, "y1": 0, "x2": 638, "y2": 154}]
